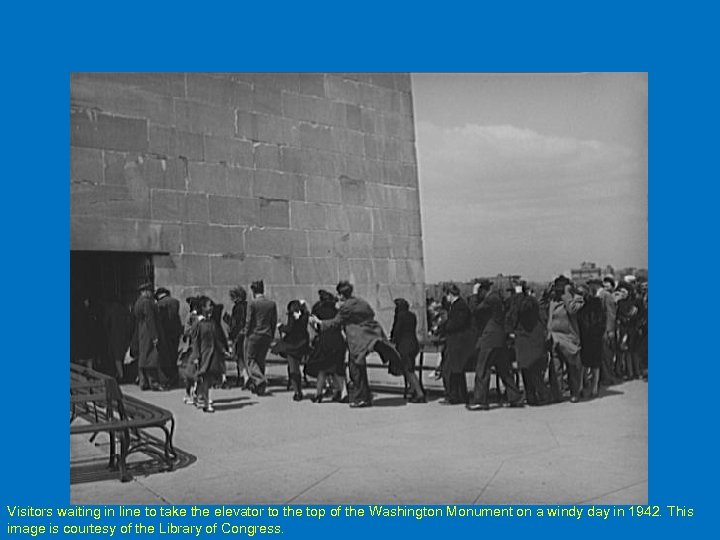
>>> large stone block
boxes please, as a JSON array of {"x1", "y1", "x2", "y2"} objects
[
  {"x1": 72, "y1": 77, "x2": 174, "y2": 125},
  {"x1": 155, "y1": 254, "x2": 211, "y2": 287},
  {"x1": 297, "y1": 73, "x2": 326, "y2": 98},
  {"x1": 282, "y1": 93, "x2": 344, "y2": 126},
  {"x1": 339, "y1": 176, "x2": 367, "y2": 205},
  {"x1": 142, "y1": 157, "x2": 187, "y2": 191},
  {"x1": 251, "y1": 86, "x2": 282, "y2": 115},
  {"x1": 368, "y1": 73, "x2": 397, "y2": 90},
  {"x1": 71, "y1": 109, "x2": 148, "y2": 152},
  {"x1": 258, "y1": 198, "x2": 290, "y2": 228},
  {"x1": 226, "y1": 167, "x2": 253, "y2": 198},
  {"x1": 186, "y1": 73, "x2": 252, "y2": 109},
  {"x1": 148, "y1": 125, "x2": 204, "y2": 161},
  {"x1": 253, "y1": 170, "x2": 305, "y2": 201},
  {"x1": 325, "y1": 75, "x2": 360, "y2": 104},
  {"x1": 204, "y1": 135, "x2": 253, "y2": 167},
  {"x1": 253, "y1": 143, "x2": 282, "y2": 171},
  {"x1": 325, "y1": 204, "x2": 349, "y2": 232},
  {"x1": 345, "y1": 103, "x2": 362, "y2": 131},
  {"x1": 187, "y1": 162, "x2": 227, "y2": 195},
  {"x1": 235, "y1": 110, "x2": 256, "y2": 140},
  {"x1": 71, "y1": 215, "x2": 175, "y2": 253},
  {"x1": 348, "y1": 258, "x2": 374, "y2": 284},
  {"x1": 305, "y1": 176, "x2": 341, "y2": 204},
  {"x1": 372, "y1": 234, "x2": 392, "y2": 258},
  {"x1": 182, "y1": 223, "x2": 244, "y2": 255},
  {"x1": 210, "y1": 255, "x2": 246, "y2": 286},
  {"x1": 255, "y1": 114, "x2": 299, "y2": 146},
  {"x1": 348, "y1": 233, "x2": 373, "y2": 259},
  {"x1": 293, "y1": 257, "x2": 338, "y2": 285},
  {"x1": 72, "y1": 73, "x2": 186, "y2": 98},
  {"x1": 245, "y1": 228, "x2": 308, "y2": 258},
  {"x1": 71, "y1": 183, "x2": 150, "y2": 220},
  {"x1": 290, "y1": 201, "x2": 328, "y2": 231},
  {"x1": 346, "y1": 206, "x2": 373, "y2": 232},
  {"x1": 174, "y1": 99, "x2": 235, "y2": 137},
  {"x1": 151, "y1": 189, "x2": 185, "y2": 222},
  {"x1": 373, "y1": 258, "x2": 390, "y2": 284},
  {"x1": 208, "y1": 195, "x2": 258, "y2": 226},
  {"x1": 307, "y1": 230, "x2": 350, "y2": 258},
  {"x1": 299, "y1": 123, "x2": 335, "y2": 152},
  {"x1": 71, "y1": 147, "x2": 104, "y2": 184},
  {"x1": 186, "y1": 193, "x2": 209, "y2": 223},
  {"x1": 243, "y1": 255, "x2": 294, "y2": 285}
]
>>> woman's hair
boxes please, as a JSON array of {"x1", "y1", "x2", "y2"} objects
[
  {"x1": 444, "y1": 283, "x2": 461, "y2": 297},
  {"x1": 230, "y1": 285, "x2": 247, "y2": 302},
  {"x1": 318, "y1": 289, "x2": 336, "y2": 304},
  {"x1": 336, "y1": 280, "x2": 354, "y2": 298},
  {"x1": 287, "y1": 299, "x2": 304, "y2": 314},
  {"x1": 394, "y1": 298, "x2": 410, "y2": 311}
]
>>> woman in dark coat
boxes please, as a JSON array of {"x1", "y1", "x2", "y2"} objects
[
  {"x1": 577, "y1": 282, "x2": 606, "y2": 398},
  {"x1": 132, "y1": 283, "x2": 163, "y2": 391},
  {"x1": 390, "y1": 298, "x2": 425, "y2": 403},
  {"x1": 273, "y1": 300, "x2": 310, "y2": 401},
  {"x1": 306, "y1": 290, "x2": 348, "y2": 403},
  {"x1": 191, "y1": 297, "x2": 230, "y2": 413}
]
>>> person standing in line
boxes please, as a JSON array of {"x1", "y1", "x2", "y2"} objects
[
  {"x1": 547, "y1": 276, "x2": 585, "y2": 403},
  {"x1": 467, "y1": 282, "x2": 523, "y2": 410},
  {"x1": 243, "y1": 280, "x2": 277, "y2": 396},
  {"x1": 577, "y1": 281, "x2": 606, "y2": 399},
  {"x1": 305, "y1": 290, "x2": 348, "y2": 403},
  {"x1": 191, "y1": 297, "x2": 231, "y2": 413},
  {"x1": 390, "y1": 298, "x2": 426, "y2": 403},
  {"x1": 155, "y1": 287, "x2": 182, "y2": 388},
  {"x1": 102, "y1": 294, "x2": 132, "y2": 382},
  {"x1": 223, "y1": 286, "x2": 248, "y2": 388},
  {"x1": 179, "y1": 296, "x2": 203, "y2": 405},
  {"x1": 616, "y1": 281, "x2": 641, "y2": 380},
  {"x1": 438, "y1": 284, "x2": 474, "y2": 405},
  {"x1": 132, "y1": 282, "x2": 163, "y2": 391},
  {"x1": 597, "y1": 276, "x2": 621, "y2": 386},
  {"x1": 506, "y1": 284, "x2": 550, "y2": 406},
  {"x1": 273, "y1": 300, "x2": 310, "y2": 401},
  {"x1": 309, "y1": 281, "x2": 401, "y2": 408}
]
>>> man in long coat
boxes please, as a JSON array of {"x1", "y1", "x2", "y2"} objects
[
  {"x1": 311, "y1": 281, "x2": 400, "y2": 408},
  {"x1": 467, "y1": 282, "x2": 523, "y2": 410},
  {"x1": 156, "y1": 287, "x2": 182, "y2": 387},
  {"x1": 439, "y1": 284, "x2": 474, "y2": 405},
  {"x1": 133, "y1": 282, "x2": 163, "y2": 391},
  {"x1": 597, "y1": 277, "x2": 620, "y2": 386}
]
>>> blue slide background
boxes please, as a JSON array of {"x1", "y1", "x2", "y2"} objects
[{"x1": 0, "y1": 1, "x2": 717, "y2": 538}]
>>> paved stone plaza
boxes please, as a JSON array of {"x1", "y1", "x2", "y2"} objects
[{"x1": 71, "y1": 354, "x2": 647, "y2": 505}]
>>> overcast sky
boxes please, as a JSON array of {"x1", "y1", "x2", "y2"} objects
[{"x1": 411, "y1": 73, "x2": 648, "y2": 283}]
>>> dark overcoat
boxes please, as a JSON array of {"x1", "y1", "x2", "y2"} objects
[
  {"x1": 133, "y1": 295, "x2": 160, "y2": 369},
  {"x1": 191, "y1": 318, "x2": 227, "y2": 376},
  {"x1": 306, "y1": 300, "x2": 346, "y2": 377},
  {"x1": 577, "y1": 296, "x2": 605, "y2": 368},
  {"x1": 390, "y1": 306, "x2": 420, "y2": 375},
  {"x1": 508, "y1": 295, "x2": 547, "y2": 369},
  {"x1": 442, "y1": 298, "x2": 475, "y2": 375}
]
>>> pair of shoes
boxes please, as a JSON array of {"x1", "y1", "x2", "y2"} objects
[
  {"x1": 140, "y1": 384, "x2": 150, "y2": 391},
  {"x1": 466, "y1": 403, "x2": 489, "y2": 411},
  {"x1": 311, "y1": 394, "x2": 323, "y2": 403},
  {"x1": 183, "y1": 395, "x2": 194, "y2": 405},
  {"x1": 293, "y1": 392, "x2": 303, "y2": 402},
  {"x1": 255, "y1": 384, "x2": 266, "y2": 396},
  {"x1": 570, "y1": 396, "x2": 580, "y2": 403},
  {"x1": 349, "y1": 401, "x2": 371, "y2": 408},
  {"x1": 507, "y1": 401, "x2": 525, "y2": 408},
  {"x1": 203, "y1": 405, "x2": 215, "y2": 413},
  {"x1": 331, "y1": 394, "x2": 349, "y2": 403},
  {"x1": 409, "y1": 395, "x2": 427, "y2": 403}
]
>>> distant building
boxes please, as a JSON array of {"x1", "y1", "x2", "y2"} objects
[{"x1": 571, "y1": 262, "x2": 602, "y2": 282}]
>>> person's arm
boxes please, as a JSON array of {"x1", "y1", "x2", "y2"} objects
[
  {"x1": 190, "y1": 323, "x2": 201, "y2": 362},
  {"x1": 319, "y1": 303, "x2": 349, "y2": 331},
  {"x1": 243, "y1": 302, "x2": 254, "y2": 337}
]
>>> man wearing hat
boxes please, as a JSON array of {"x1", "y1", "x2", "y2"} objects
[
  {"x1": 156, "y1": 287, "x2": 182, "y2": 387},
  {"x1": 133, "y1": 282, "x2": 163, "y2": 391}
]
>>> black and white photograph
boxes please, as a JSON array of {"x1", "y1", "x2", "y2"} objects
[{"x1": 69, "y1": 72, "x2": 647, "y2": 504}]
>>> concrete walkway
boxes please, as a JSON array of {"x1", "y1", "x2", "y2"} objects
[{"x1": 71, "y1": 354, "x2": 647, "y2": 505}]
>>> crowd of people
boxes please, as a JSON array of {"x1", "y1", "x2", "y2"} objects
[
  {"x1": 70, "y1": 273, "x2": 647, "y2": 414},
  {"x1": 427, "y1": 274, "x2": 648, "y2": 409}
]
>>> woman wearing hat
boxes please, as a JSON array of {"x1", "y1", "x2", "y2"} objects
[{"x1": 272, "y1": 300, "x2": 310, "y2": 401}]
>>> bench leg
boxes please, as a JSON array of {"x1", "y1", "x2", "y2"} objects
[
  {"x1": 108, "y1": 431, "x2": 117, "y2": 470},
  {"x1": 119, "y1": 429, "x2": 132, "y2": 482}
]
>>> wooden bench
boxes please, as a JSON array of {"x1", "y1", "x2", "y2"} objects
[{"x1": 70, "y1": 365, "x2": 177, "y2": 482}]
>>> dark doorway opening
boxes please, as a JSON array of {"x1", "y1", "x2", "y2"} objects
[
  {"x1": 70, "y1": 251, "x2": 155, "y2": 309},
  {"x1": 70, "y1": 251, "x2": 156, "y2": 377}
]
